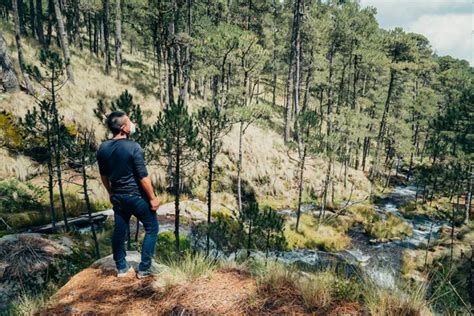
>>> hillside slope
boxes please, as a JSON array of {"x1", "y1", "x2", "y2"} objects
[{"x1": 0, "y1": 22, "x2": 371, "y2": 209}]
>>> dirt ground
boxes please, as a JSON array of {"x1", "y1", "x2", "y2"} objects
[
  {"x1": 42, "y1": 256, "x2": 363, "y2": 315},
  {"x1": 43, "y1": 266, "x2": 257, "y2": 315}
]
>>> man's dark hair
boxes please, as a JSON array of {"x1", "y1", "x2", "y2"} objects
[{"x1": 106, "y1": 111, "x2": 127, "y2": 134}]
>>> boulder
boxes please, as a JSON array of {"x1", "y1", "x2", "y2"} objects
[
  {"x1": 91, "y1": 251, "x2": 169, "y2": 275},
  {"x1": 156, "y1": 199, "x2": 207, "y2": 222},
  {"x1": 0, "y1": 33, "x2": 19, "y2": 92}
]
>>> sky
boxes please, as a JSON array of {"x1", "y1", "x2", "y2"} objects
[{"x1": 359, "y1": 0, "x2": 473, "y2": 65}]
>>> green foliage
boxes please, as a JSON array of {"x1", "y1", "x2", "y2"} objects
[
  {"x1": 0, "y1": 111, "x2": 26, "y2": 152},
  {"x1": 239, "y1": 203, "x2": 287, "y2": 255},
  {"x1": 197, "y1": 105, "x2": 232, "y2": 164},
  {"x1": 153, "y1": 98, "x2": 201, "y2": 167},
  {"x1": 0, "y1": 179, "x2": 45, "y2": 214},
  {"x1": 152, "y1": 99, "x2": 201, "y2": 252},
  {"x1": 155, "y1": 231, "x2": 191, "y2": 260},
  {"x1": 284, "y1": 214, "x2": 350, "y2": 252},
  {"x1": 6, "y1": 285, "x2": 58, "y2": 315},
  {"x1": 208, "y1": 212, "x2": 243, "y2": 253}
]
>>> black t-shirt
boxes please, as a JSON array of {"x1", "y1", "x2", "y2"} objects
[{"x1": 96, "y1": 138, "x2": 148, "y2": 195}]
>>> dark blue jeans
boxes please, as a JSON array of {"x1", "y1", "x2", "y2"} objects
[{"x1": 110, "y1": 193, "x2": 159, "y2": 272}]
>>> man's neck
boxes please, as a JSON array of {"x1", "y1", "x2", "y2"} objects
[{"x1": 112, "y1": 133, "x2": 128, "y2": 140}]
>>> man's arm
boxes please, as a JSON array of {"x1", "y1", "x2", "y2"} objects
[
  {"x1": 139, "y1": 176, "x2": 160, "y2": 211},
  {"x1": 133, "y1": 144, "x2": 160, "y2": 211}
]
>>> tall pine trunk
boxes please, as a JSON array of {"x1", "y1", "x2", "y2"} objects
[
  {"x1": 53, "y1": 0, "x2": 74, "y2": 82},
  {"x1": 102, "y1": 0, "x2": 111, "y2": 74},
  {"x1": 45, "y1": 118, "x2": 57, "y2": 232},
  {"x1": 35, "y1": 0, "x2": 44, "y2": 44},
  {"x1": 81, "y1": 152, "x2": 100, "y2": 259},
  {"x1": 206, "y1": 138, "x2": 214, "y2": 255},
  {"x1": 114, "y1": 0, "x2": 122, "y2": 79},
  {"x1": 465, "y1": 165, "x2": 472, "y2": 224},
  {"x1": 237, "y1": 121, "x2": 244, "y2": 213},
  {"x1": 371, "y1": 69, "x2": 396, "y2": 180},
  {"x1": 28, "y1": 0, "x2": 37, "y2": 39},
  {"x1": 295, "y1": 145, "x2": 306, "y2": 232},
  {"x1": 174, "y1": 147, "x2": 181, "y2": 253},
  {"x1": 51, "y1": 71, "x2": 69, "y2": 231}
]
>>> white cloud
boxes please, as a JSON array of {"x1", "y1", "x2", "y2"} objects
[
  {"x1": 359, "y1": 0, "x2": 473, "y2": 65},
  {"x1": 409, "y1": 14, "x2": 472, "y2": 64}
]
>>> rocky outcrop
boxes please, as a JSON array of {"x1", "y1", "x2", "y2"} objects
[
  {"x1": 0, "y1": 33, "x2": 19, "y2": 92},
  {"x1": 44, "y1": 251, "x2": 257, "y2": 315},
  {"x1": 155, "y1": 199, "x2": 207, "y2": 222}
]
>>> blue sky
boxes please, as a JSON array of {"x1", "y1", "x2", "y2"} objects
[{"x1": 359, "y1": 0, "x2": 473, "y2": 65}]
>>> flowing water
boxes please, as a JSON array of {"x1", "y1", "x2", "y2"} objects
[{"x1": 275, "y1": 185, "x2": 447, "y2": 288}]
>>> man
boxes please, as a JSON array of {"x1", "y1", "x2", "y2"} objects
[{"x1": 97, "y1": 111, "x2": 160, "y2": 278}]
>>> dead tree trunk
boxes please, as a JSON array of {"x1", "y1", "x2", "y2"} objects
[{"x1": 12, "y1": 0, "x2": 35, "y2": 94}]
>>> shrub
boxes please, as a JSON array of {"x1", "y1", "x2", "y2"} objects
[
  {"x1": 155, "y1": 231, "x2": 191, "y2": 260},
  {"x1": 296, "y1": 269, "x2": 361, "y2": 310},
  {"x1": 7, "y1": 286, "x2": 57, "y2": 316},
  {"x1": 0, "y1": 111, "x2": 27, "y2": 151},
  {"x1": 256, "y1": 260, "x2": 294, "y2": 289},
  {"x1": 155, "y1": 253, "x2": 217, "y2": 290},
  {"x1": 363, "y1": 279, "x2": 430, "y2": 316},
  {"x1": 365, "y1": 213, "x2": 413, "y2": 240},
  {"x1": 400, "y1": 250, "x2": 417, "y2": 276},
  {"x1": 164, "y1": 252, "x2": 216, "y2": 281},
  {"x1": 0, "y1": 179, "x2": 45, "y2": 214},
  {"x1": 285, "y1": 214, "x2": 350, "y2": 251},
  {"x1": 347, "y1": 204, "x2": 377, "y2": 224},
  {"x1": 400, "y1": 200, "x2": 451, "y2": 221},
  {"x1": 297, "y1": 271, "x2": 335, "y2": 309}
]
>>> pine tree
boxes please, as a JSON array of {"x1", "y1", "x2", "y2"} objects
[
  {"x1": 26, "y1": 49, "x2": 71, "y2": 231},
  {"x1": 153, "y1": 99, "x2": 201, "y2": 253},
  {"x1": 67, "y1": 125, "x2": 101, "y2": 259},
  {"x1": 197, "y1": 105, "x2": 231, "y2": 255}
]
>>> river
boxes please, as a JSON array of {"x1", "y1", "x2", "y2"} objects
[{"x1": 275, "y1": 185, "x2": 447, "y2": 288}]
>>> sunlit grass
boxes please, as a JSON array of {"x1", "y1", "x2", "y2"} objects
[
  {"x1": 365, "y1": 213, "x2": 413, "y2": 240},
  {"x1": 364, "y1": 279, "x2": 431, "y2": 316},
  {"x1": 284, "y1": 214, "x2": 351, "y2": 251}
]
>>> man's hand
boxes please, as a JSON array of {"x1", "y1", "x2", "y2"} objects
[
  {"x1": 150, "y1": 197, "x2": 160, "y2": 212},
  {"x1": 139, "y1": 176, "x2": 159, "y2": 211}
]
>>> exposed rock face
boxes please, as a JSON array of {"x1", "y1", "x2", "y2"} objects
[
  {"x1": 91, "y1": 250, "x2": 166, "y2": 274},
  {"x1": 155, "y1": 199, "x2": 207, "y2": 222},
  {"x1": 0, "y1": 33, "x2": 19, "y2": 92},
  {"x1": 0, "y1": 234, "x2": 74, "y2": 309}
]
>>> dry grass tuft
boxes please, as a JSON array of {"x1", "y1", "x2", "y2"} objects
[
  {"x1": 365, "y1": 213, "x2": 413, "y2": 240},
  {"x1": 364, "y1": 280, "x2": 431, "y2": 316},
  {"x1": 297, "y1": 271, "x2": 336, "y2": 309}
]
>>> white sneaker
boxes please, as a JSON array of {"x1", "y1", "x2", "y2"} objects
[{"x1": 117, "y1": 265, "x2": 134, "y2": 278}]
